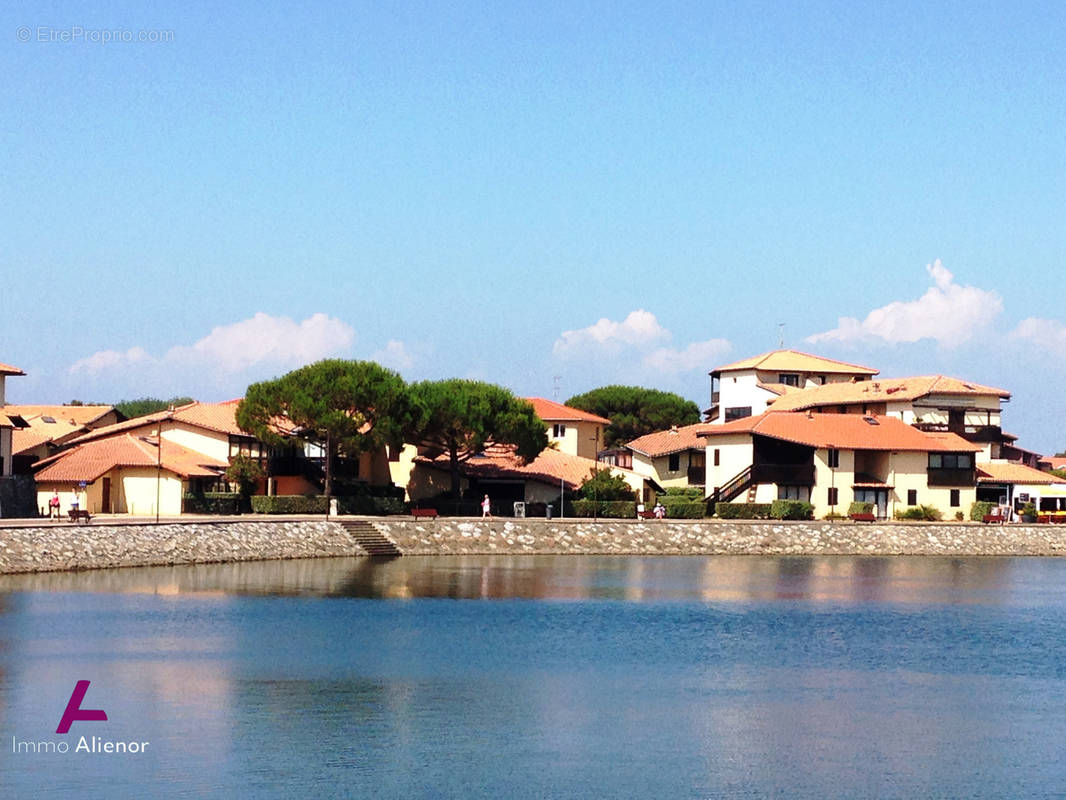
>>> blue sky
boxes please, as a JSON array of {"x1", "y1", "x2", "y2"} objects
[{"x1": 3, "y1": 1, "x2": 1065, "y2": 452}]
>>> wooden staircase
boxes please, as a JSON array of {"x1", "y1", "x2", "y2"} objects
[{"x1": 337, "y1": 519, "x2": 403, "y2": 557}]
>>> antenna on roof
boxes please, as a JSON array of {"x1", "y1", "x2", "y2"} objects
[{"x1": 777, "y1": 323, "x2": 785, "y2": 349}]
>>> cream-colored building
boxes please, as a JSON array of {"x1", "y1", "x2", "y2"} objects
[
  {"x1": 708, "y1": 350, "x2": 878, "y2": 424},
  {"x1": 0, "y1": 360, "x2": 26, "y2": 477},
  {"x1": 626, "y1": 423, "x2": 707, "y2": 491},
  {"x1": 764, "y1": 375, "x2": 1012, "y2": 462},
  {"x1": 701, "y1": 411, "x2": 980, "y2": 519},
  {"x1": 527, "y1": 397, "x2": 610, "y2": 460}
]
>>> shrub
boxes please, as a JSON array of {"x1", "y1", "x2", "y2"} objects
[
  {"x1": 970, "y1": 501, "x2": 996, "y2": 521},
  {"x1": 250, "y1": 495, "x2": 329, "y2": 514},
  {"x1": 955, "y1": 511, "x2": 964, "y2": 521},
  {"x1": 663, "y1": 487, "x2": 704, "y2": 499},
  {"x1": 770, "y1": 500, "x2": 813, "y2": 520},
  {"x1": 824, "y1": 511, "x2": 847, "y2": 520},
  {"x1": 182, "y1": 492, "x2": 241, "y2": 514},
  {"x1": 578, "y1": 469, "x2": 636, "y2": 501},
  {"x1": 715, "y1": 503, "x2": 772, "y2": 520},
  {"x1": 572, "y1": 499, "x2": 637, "y2": 518},
  {"x1": 848, "y1": 501, "x2": 874, "y2": 516},
  {"x1": 893, "y1": 505, "x2": 942, "y2": 521}
]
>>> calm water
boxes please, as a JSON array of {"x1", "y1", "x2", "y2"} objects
[{"x1": 3, "y1": 555, "x2": 1066, "y2": 798}]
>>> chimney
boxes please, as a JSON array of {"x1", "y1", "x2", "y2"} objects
[{"x1": 669, "y1": 425, "x2": 678, "y2": 434}]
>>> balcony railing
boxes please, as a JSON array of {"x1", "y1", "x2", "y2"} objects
[{"x1": 913, "y1": 423, "x2": 1003, "y2": 443}]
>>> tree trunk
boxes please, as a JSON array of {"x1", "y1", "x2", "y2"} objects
[
  {"x1": 449, "y1": 445, "x2": 461, "y2": 498},
  {"x1": 324, "y1": 431, "x2": 334, "y2": 512}
]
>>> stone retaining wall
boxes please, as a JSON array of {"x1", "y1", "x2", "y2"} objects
[
  {"x1": 0, "y1": 519, "x2": 365, "y2": 574},
  {"x1": 2, "y1": 517, "x2": 1065, "y2": 574},
  {"x1": 375, "y1": 518, "x2": 1066, "y2": 557}
]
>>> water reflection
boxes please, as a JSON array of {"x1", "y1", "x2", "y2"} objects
[{"x1": 0, "y1": 554, "x2": 1045, "y2": 606}]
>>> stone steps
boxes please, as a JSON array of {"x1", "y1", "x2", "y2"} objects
[{"x1": 337, "y1": 519, "x2": 402, "y2": 557}]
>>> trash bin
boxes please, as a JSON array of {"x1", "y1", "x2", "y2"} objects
[
  {"x1": 546, "y1": 504, "x2": 553, "y2": 520},
  {"x1": 513, "y1": 501, "x2": 525, "y2": 518}
]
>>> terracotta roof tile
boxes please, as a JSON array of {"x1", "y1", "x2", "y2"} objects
[
  {"x1": 626, "y1": 423, "x2": 709, "y2": 457},
  {"x1": 977, "y1": 462, "x2": 1061, "y2": 485},
  {"x1": 4, "y1": 404, "x2": 116, "y2": 427},
  {"x1": 34, "y1": 433, "x2": 227, "y2": 483},
  {"x1": 712, "y1": 350, "x2": 879, "y2": 376},
  {"x1": 68, "y1": 400, "x2": 249, "y2": 444},
  {"x1": 419, "y1": 444, "x2": 638, "y2": 490},
  {"x1": 527, "y1": 397, "x2": 611, "y2": 425},
  {"x1": 0, "y1": 361, "x2": 25, "y2": 376},
  {"x1": 767, "y1": 375, "x2": 1010, "y2": 412},
  {"x1": 700, "y1": 411, "x2": 979, "y2": 453}
]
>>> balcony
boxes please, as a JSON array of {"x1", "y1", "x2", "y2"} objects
[
  {"x1": 913, "y1": 423, "x2": 1003, "y2": 444},
  {"x1": 927, "y1": 467, "x2": 976, "y2": 487},
  {"x1": 752, "y1": 463, "x2": 815, "y2": 485}
]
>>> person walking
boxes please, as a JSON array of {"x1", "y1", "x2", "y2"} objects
[{"x1": 481, "y1": 494, "x2": 492, "y2": 518}]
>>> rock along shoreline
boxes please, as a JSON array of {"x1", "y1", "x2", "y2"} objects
[{"x1": 1, "y1": 516, "x2": 1065, "y2": 575}]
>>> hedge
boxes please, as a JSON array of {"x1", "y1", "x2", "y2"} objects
[
  {"x1": 769, "y1": 500, "x2": 814, "y2": 520},
  {"x1": 970, "y1": 501, "x2": 996, "y2": 521},
  {"x1": 250, "y1": 495, "x2": 329, "y2": 514},
  {"x1": 571, "y1": 500, "x2": 637, "y2": 518},
  {"x1": 655, "y1": 501, "x2": 708, "y2": 519},
  {"x1": 715, "y1": 503, "x2": 772, "y2": 520},
  {"x1": 337, "y1": 495, "x2": 408, "y2": 516},
  {"x1": 182, "y1": 493, "x2": 241, "y2": 514}
]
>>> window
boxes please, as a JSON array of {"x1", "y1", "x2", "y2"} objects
[
  {"x1": 778, "y1": 485, "x2": 809, "y2": 501},
  {"x1": 713, "y1": 448, "x2": 720, "y2": 467},
  {"x1": 668, "y1": 453, "x2": 680, "y2": 472},
  {"x1": 779, "y1": 373, "x2": 800, "y2": 387},
  {"x1": 950, "y1": 489, "x2": 960, "y2": 507},
  {"x1": 827, "y1": 449, "x2": 840, "y2": 468},
  {"x1": 818, "y1": 375, "x2": 827, "y2": 385},
  {"x1": 689, "y1": 451, "x2": 705, "y2": 468},
  {"x1": 907, "y1": 489, "x2": 917, "y2": 505},
  {"x1": 827, "y1": 487, "x2": 839, "y2": 506},
  {"x1": 724, "y1": 406, "x2": 752, "y2": 422},
  {"x1": 929, "y1": 453, "x2": 973, "y2": 469},
  {"x1": 552, "y1": 424, "x2": 566, "y2": 438}
]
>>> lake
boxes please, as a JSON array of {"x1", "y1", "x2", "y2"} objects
[{"x1": 3, "y1": 555, "x2": 1066, "y2": 798}]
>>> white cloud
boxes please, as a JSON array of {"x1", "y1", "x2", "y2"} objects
[
  {"x1": 69, "y1": 312, "x2": 355, "y2": 376},
  {"x1": 553, "y1": 309, "x2": 669, "y2": 356},
  {"x1": 806, "y1": 260, "x2": 1002, "y2": 348},
  {"x1": 553, "y1": 309, "x2": 731, "y2": 380},
  {"x1": 371, "y1": 339, "x2": 415, "y2": 370},
  {"x1": 69, "y1": 346, "x2": 150, "y2": 374},
  {"x1": 1010, "y1": 317, "x2": 1066, "y2": 358},
  {"x1": 643, "y1": 338, "x2": 732, "y2": 373}
]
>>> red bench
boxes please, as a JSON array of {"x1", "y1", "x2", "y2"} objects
[
  {"x1": 410, "y1": 508, "x2": 438, "y2": 519},
  {"x1": 849, "y1": 513, "x2": 876, "y2": 522}
]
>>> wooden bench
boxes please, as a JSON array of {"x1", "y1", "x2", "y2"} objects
[
  {"x1": 983, "y1": 510, "x2": 1009, "y2": 524},
  {"x1": 410, "y1": 508, "x2": 438, "y2": 519},
  {"x1": 849, "y1": 513, "x2": 876, "y2": 522},
  {"x1": 68, "y1": 509, "x2": 91, "y2": 524},
  {"x1": 637, "y1": 510, "x2": 657, "y2": 519}
]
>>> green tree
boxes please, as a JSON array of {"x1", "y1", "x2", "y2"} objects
[
  {"x1": 406, "y1": 379, "x2": 548, "y2": 496},
  {"x1": 578, "y1": 468, "x2": 636, "y2": 501},
  {"x1": 565, "y1": 385, "x2": 701, "y2": 448},
  {"x1": 224, "y1": 455, "x2": 265, "y2": 512},
  {"x1": 236, "y1": 360, "x2": 410, "y2": 505},
  {"x1": 113, "y1": 396, "x2": 196, "y2": 419}
]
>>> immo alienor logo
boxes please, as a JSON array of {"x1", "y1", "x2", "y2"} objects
[
  {"x1": 10, "y1": 680, "x2": 150, "y2": 756},
  {"x1": 56, "y1": 680, "x2": 108, "y2": 733}
]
